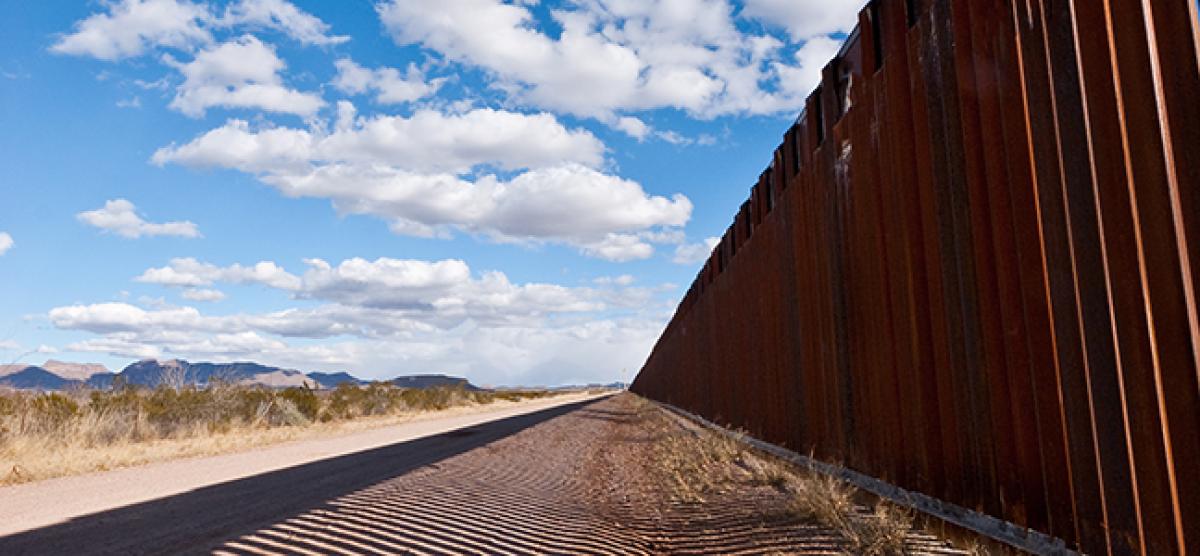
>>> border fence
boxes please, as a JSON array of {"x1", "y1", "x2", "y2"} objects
[{"x1": 630, "y1": 0, "x2": 1199, "y2": 553}]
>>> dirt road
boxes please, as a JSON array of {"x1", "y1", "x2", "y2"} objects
[{"x1": 0, "y1": 394, "x2": 965, "y2": 555}]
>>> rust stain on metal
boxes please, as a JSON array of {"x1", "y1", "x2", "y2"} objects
[{"x1": 630, "y1": 1, "x2": 1200, "y2": 553}]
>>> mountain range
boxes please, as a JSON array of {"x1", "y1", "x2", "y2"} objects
[{"x1": 0, "y1": 359, "x2": 475, "y2": 391}]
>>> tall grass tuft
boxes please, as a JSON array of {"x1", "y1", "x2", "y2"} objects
[{"x1": 635, "y1": 394, "x2": 915, "y2": 555}]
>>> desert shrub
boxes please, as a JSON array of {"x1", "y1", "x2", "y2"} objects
[
  {"x1": 88, "y1": 388, "x2": 143, "y2": 418},
  {"x1": 278, "y1": 387, "x2": 320, "y2": 421},
  {"x1": 229, "y1": 387, "x2": 275, "y2": 423},
  {"x1": 31, "y1": 393, "x2": 79, "y2": 429},
  {"x1": 0, "y1": 393, "x2": 19, "y2": 417},
  {"x1": 400, "y1": 385, "x2": 465, "y2": 411},
  {"x1": 270, "y1": 398, "x2": 310, "y2": 427},
  {"x1": 324, "y1": 382, "x2": 411, "y2": 420},
  {"x1": 489, "y1": 389, "x2": 552, "y2": 403},
  {"x1": 355, "y1": 383, "x2": 402, "y2": 416},
  {"x1": 324, "y1": 382, "x2": 368, "y2": 420}
]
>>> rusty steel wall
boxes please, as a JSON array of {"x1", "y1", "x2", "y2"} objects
[{"x1": 630, "y1": 0, "x2": 1200, "y2": 553}]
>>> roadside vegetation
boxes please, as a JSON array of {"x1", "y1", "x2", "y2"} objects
[
  {"x1": 0, "y1": 383, "x2": 555, "y2": 485},
  {"x1": 630, "y1": 395, "x2": 920, "y2": 556}
]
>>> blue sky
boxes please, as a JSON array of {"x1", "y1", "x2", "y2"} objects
[{"x1": 0, "y1": 0, "x2": 860, "y2": 385}]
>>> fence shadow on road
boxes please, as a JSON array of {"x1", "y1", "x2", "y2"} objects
[
  {"x1": 213, "y1": 396, "x2": 841, "y2": 556},
  {"x1": 0, "y1": 398, "x2": 603, "y2": 556}
]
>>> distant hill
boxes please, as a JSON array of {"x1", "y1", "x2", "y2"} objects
[
  {"x1": 392, "y1": 374, "x2": 479, "y2": 390},
  {"x1": 306, "y1": 372, "x2": 363, "y2": 389},
  {"x1": 0, "y1": 366, "x2": 80, "y2": 390},
  {"x1": 0, "y1": 364, "x2": 29, "y2": 378},
  {"x1": 85, "y1": 372, "x2": 119, "y2": 389},
  {"x1": 0, "y1": 360, "x2": 111, "y2": 390},
  {"x1": 1, "y1": 360, "x2": 109, "y2": 381},
  {"x1": 0, "y1": 358, "x2": 481, "y2": 392},
  {"x1": 41, "y1": 360, "x2": 108, "y2": 381},
  {"x1": 120, "y1": 359, "x2": 262, "y2": 386}
]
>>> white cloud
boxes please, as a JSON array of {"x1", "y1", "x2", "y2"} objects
[
  {"x1": 740, "y1": 0, "x2": 865, "y2": 42},
  {"x1": 51, "y1": 0, "x2": 345, "y2": 61},
  {"x1": 77, "y1": 199, "x2": 201, "y2": 239},
  {"x1": 218, "y1": 0, "x2": 348, "y2": 46},
  {"x1": 137, "y1": 257, "x2": 300, "y2": 289},
  {"x1": 61, "y1": 317, "x2": 661, "y2": 385},
  {"x1": 0, "y1": 232, "x2": 12, "y2": 256},
  {"x1": 51, "y1": 0, "x2": 212, "y2": 61},
  {"x1": 165, "y1": 35, "x2": 324, "y2": 117},
  {"x1": 50, "y1": 303, "x2": 224, "y2": 335},
  {"x1": 376, "y1": 0, "x2": 844, "y2": 119},
  {"x1": 52, "y1": 255, "x2": 674, "y2": 384},
  {"x1": 613, "y1": 116, "x2": 650, "y2": 140},
  {"x1": 332, "y1": 58, "x2": 443, "y2": 105},
  {"x1": 672, "y1": 236, "x2": 720, "y2": 264},
  {"x1": 66, "y1": 337, "x2": 164, "y2": 360},
  {"x1": 594, "y1": 274, "x2": 636, "y2": 286},
  {"x1": 134, "y1": 257, "x2": 607, "y2": 325},
  {"x1": 279, "y1": 164, "x2": 686, "y2": 260},
  {"x1": 771, "y1": 35, "x2": 844, "y2": 102},
  {"x1": 152, "y1": 109, "x2": 604, "y2": 174},
  {"x1": 181, "y1": 288, "x2": 226, "y2": 302},
  {"x1": 152, "y1": 113, "x2": 688, "y2": 259},
  {"x1": 581, "y1": 233, "x2": 655, "y2": 262}
]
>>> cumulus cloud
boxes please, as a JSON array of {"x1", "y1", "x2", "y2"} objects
[
  {"x1": 182, "y1": 288, "x2": 226, "y2": 302},
  {"x1": 165, "y1": 35, "x2": 323, "y2": 117},
  {"x1": 61, "y1": 316, "x2": 662, "y2": 385},
  {"x1": 152, "y1": 112, "x2": 689, "y2": 259},
  {"x1": 77, "y1": 199, "x2": 201, "y2": 239},
  {"x1": 136, "y1": 257, "x2": 300, "y2": 289},
  {"x1": 740, "y1": 0, "x2": 866, "y2": 42},
  {"x1": 51, "y1": 0, "x2": 344, "y2": 60},
  {"x1": 672, "y1": 236, "x2": 720, "y2": 264},
  {"x1": 580, "y1": 233, "x2": 655, "y2": 262},
  {"x1": 0, "y1": 232, "x2": 12, "y2": 256},
  {"x1": 50, "y1": 0, "x2": 212, "y2": 60},
  {"x1": 152, "y1": 108, "x2": 604, "y2": 174},
  {"x1": 594, "y1": 274, "x2": 636, "y2": 286},
  {"x1": 771, "y1": 36, "x2": 844, "y2": 101},
  {"x1": 613, "y1": 116, "x2": 650, "y2": 141},
  {"x1": 376, "y1": 0, "x2": 849, "y2": 119},
  {"x1": 52, "y1": 1, "x2": 342, "y2": 118},
  {"x1": 332, "y1": 58, "x2": 443, "y2": 105},
  {"x1": 217, "y1": 0, "x2": 348, "y2": 46},
  {"x1": 52, "y1": 255, "x2": 673, "y2": 384},
  {"x1": 134, "y1": 256, "x2": 611, "y2": 325}
]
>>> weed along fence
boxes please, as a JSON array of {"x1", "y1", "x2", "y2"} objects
[{"x1": 630, "y1": 0, "x2": 1200, "y2": 554}]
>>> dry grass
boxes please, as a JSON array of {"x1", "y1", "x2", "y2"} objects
[
  {"x1": 635, "y1": 395, "x2": 914, "y2": 555},
  {"x1": 785, "y1": 471, "x2": 914, "y2": 555},
  {"x1": 0, "y1": 383, "x2": 555, "y2": 485}
]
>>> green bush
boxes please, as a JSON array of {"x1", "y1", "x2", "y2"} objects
[
  {"x1": 32, "y1": 393, "x2": 79, "y2": 427},
  {"x1": 279, "y1": 387, "x2": 320, "y2": 421},
  {"x1": 0, "y1": 394, "x2": 18, "y2": 417}
]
